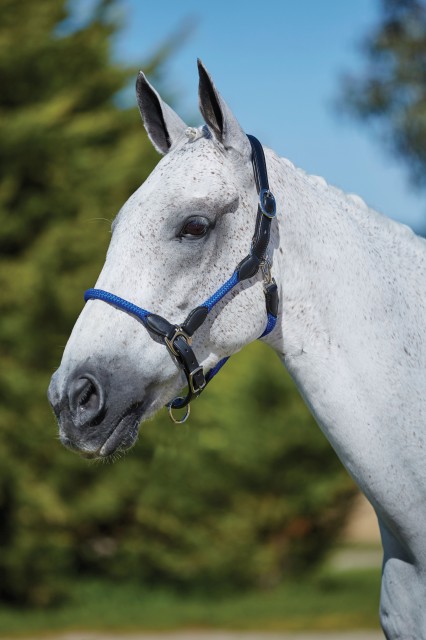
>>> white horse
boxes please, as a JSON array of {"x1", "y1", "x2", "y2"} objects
[{"x1": 48, "y1": 61, "x2": 426, "y2": 639}]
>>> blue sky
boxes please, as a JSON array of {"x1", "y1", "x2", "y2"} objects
[{"x1": 108, "y1": 0, "x2": 425, "y2": 233}]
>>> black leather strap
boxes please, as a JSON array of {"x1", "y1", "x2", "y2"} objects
[
  {"x1": 145, "y1": 313, "x2": 175, "y2": 339},
  {"x1": 264, "y1": 281, "x2": 279, "y2": 316},
  {"x1": 236, "y1": 136, "x2": 275, "y2": 282},
  {"x1": 247, "y1": 134, "x2": 269, "y2": 192},
  {"x1": 144, "y1": 313, "x2": 206, "y2": 410},
  {"x1": 182, "y1": 306, "x2": 209, "y2": 336},
  {"x1": 169, "y1": 135, "x2": 277, "y2": 409},
  {"x1": 168, "y1": 334, "x2": 206, "y2": 409},
  {"x1": 144, "y1": 135, "x2": 277, "y2": 413}
]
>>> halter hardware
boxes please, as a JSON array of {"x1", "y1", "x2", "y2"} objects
[
  {"x1": 165, "y1": 327, "x2": 193, "y2": 357},
  {"x1": 259, "y1": 189, "x2": 276, "y2": 218},
  {"x1": 261, "y1": 259, "x2": 273, "y2": 285},
  {"x1": 84, "y1": 134, "x2": 279, "y2": 423},
  {"x1": 168, "y1": 403, "x2": 190, "y2": 424},
  {"x1": 188, "y1": 366, "x2": 206, "y2": 394}
]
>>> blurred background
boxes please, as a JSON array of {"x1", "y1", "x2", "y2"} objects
[{"x1": 0, "y1": 0, "x2": 425, "y2": 635}]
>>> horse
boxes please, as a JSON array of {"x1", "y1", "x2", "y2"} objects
[{"x1": 48, "y1": 61, "x2": 426, "y2": 639}]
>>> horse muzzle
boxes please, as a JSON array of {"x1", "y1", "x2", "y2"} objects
[{"x1": 47, "y1": 366, "x2": 144, "y2": 458}]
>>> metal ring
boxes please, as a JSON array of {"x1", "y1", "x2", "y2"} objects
[{"x1": 168, "y1": 402, "x2": 191, "y2": 424}]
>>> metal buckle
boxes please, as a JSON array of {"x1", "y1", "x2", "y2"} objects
[
  {"x1": 168, "y1": 402, "x2": 190, "y2": 424},
  {"x1": 189, "y1": 366, "x2": 206, "y2": 394},
  {"x1": 261, "y1": 260, "x2": 273, "y2": 285},
  {"x1": 165, "y1": 327, "x2": 192, "y2": 357},
  {"x1": 259, "y1": 188, "x2": 276, "y2": 218}
]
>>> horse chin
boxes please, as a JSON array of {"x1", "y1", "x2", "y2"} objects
[
  {"x1": 97, "y1": 403, "x2": 144, "y2": 458},
  {"x1": 59, "y1": 401, "x2": 147, "y2": 460}
]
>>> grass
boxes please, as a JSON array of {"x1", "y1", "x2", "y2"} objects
[{"x1": 0, "y1": 566, "x2": 382, "y2": 637}]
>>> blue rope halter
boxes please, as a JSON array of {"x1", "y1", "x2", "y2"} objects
[{"x1": 84, "y1": 134, "x2": 278, "y2": 423}]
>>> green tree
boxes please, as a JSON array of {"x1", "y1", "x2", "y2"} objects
[
  {"x1": 339, "y1": 0, "x2": 426, "y2": 194},
  {"x1": 0, "y1": 0, "x2": 159, "y2": 604},
  {"x1": 0, "y1": 0, "x2": 356, "y2": 606}
]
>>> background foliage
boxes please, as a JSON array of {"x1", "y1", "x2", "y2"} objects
[
  {"x1": 0, "y1": 0, "x2": 358, "y2": 607},
  {"x1": 339, "y1": 0, "x2": 426, "y2": 190}
]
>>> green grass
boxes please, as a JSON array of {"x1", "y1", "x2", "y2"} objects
[{"x1": 0, "y1": 567, "x2": 381, "y2": 637}]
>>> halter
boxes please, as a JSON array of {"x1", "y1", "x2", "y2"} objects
[{"x1": 84, "y1": 135, "x2": 278, "y2": 423}]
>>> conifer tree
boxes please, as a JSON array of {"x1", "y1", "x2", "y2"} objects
[{"x1": 0, "y1": 0, "x2": 160, "y2": 603}]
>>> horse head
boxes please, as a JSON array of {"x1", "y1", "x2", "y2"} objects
[{"x1": 48, "y1": 61, "x2": 279, "y2": 458}]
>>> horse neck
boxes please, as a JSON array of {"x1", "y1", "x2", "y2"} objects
[
  {"x1": 264, "y1": 145, "x2": 426, "y2": 441},
  {"x1": 264, "y1": 153, "x2": 426, "y2": 578},
  {"x1": 264, "y1": 148, "x2": 424, "y2": 362},
  {"x1": 266, "y1": 151, "x2": 363, "y2": 353}
]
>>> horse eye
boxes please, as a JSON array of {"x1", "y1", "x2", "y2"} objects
[{"x1": 179, "y1": 216, "x2": 210, "y2": 239}]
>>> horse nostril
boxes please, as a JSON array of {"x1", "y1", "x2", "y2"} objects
[
  {"x1": 69, "y1": 375, "x2": 104, "y2": 426},
  {"x1": 77, "y1": 379, "x2": 96, "y2": 409}
]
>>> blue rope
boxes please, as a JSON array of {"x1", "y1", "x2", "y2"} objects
[
  {"x1": 85, "y1": 271, "x2": 240, "y2": 323},
  {"x1": 84, "y1": 288, "x2": 150, "y2": 322},
  {"x1": 205, "y1": 356, "x2": 229, "y2": 383},
  {"x1": 201, "y1": 271, "x2": 239, "y2": 311},
  {"x1": 260, "y1": 312, "x2": 277, "y2": 338}
]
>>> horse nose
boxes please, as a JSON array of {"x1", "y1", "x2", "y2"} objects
[
  {"x1": 48, "y1": 370, "x2": 106, "y2": 428},
  {"x1": 68, "y1": 374, "x2": 105, "y2": 426}
]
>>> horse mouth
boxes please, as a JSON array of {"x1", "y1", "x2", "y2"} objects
[
  {"x1": 61, "y1": 402, "x2": 145, "y2": 460},
  {"x1": 98, "y1": 403, "x2": 144, "y2": 458}
]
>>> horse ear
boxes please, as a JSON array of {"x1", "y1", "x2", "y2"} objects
[
  {"x1": 136, "y1": 71, "x2": 187, "y2": 155},
  {"x1": 197, "y1": 59, "x2": 250, "y2": 157}
]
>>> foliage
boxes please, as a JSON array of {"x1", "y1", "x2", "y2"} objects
[
  {"x1": 339, "y1": 0, "x2": 426, "y2": 189},
  {"x1": 0, "y1": 0, "x2": 156, "y2": 605},
  {"x1": 0, "y1": 0, "x2": 356, "y2": 606}
]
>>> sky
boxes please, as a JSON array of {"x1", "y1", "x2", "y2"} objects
[{"x1": 106, "y1": 0, "x2": 425, "y2": 234}]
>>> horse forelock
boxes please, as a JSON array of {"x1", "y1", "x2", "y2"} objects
[{"x1": 184, "y1": 125, "x2": 211, "y2": 142}]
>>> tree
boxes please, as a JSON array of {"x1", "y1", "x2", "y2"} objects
[
  {"x1": 0, "y1": 0, "x2": 160, "y2": 604},
  {"x1": 339, "y1": 0, "x2": 426, "y2": 191}
]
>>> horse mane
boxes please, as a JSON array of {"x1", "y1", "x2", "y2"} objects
[{"x1": 277, "y1": 152, "x2": 423, "y2": 250}]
